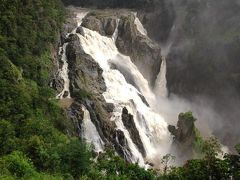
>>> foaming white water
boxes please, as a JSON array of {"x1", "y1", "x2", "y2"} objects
[
  {"x1": 154, "y1": 25, "x2": 175, "y2": 99},
  {"x1": 112, "y1": 19, "x2": 120, "y2": 42},
  {"x1": 76, "y1": 18, "x2": 171, "y2": 165},
  {"x1": 81, "y1": 105, "x2": 104, "y2": 152},
  {"x1": 57, "y1": 43, "x2": 70, "y2": 99},
  {"x1": 56, "y1": 11, "x2": 88, "y2": 99},
  {"x1": 134, "y1": 13, "x2": 147, "y2": 36},
  {"x1": 154, "y1": 58, "x2": 168, "y2": 98}
]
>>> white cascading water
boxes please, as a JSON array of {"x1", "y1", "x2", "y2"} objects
[
  {"x1": 154, "y1": 25, "x2": 176, "y2": 98},
  {"x1": 75, "y1": 13, "x2": 171, "y2": 166},
  {"x1": 56, "y1": 11, "x2": 88, "y2": 99},
  {"x1": 56, "y1": 43, "x2": 70, "y2": 99},
  {"x1": 81, "y1": 105, "x2": 104, "y2": 152},
  {"x1": 154, "y1": 58, "x2": 168, "y2": 98}
]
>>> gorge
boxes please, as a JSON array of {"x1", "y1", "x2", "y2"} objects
[{"x1": 1, "y1": 0, "x2": 240, "y2": 178}]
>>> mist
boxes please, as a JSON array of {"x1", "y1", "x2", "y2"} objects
[{"x1": 146, "y1": 0, "x2": 240, "y2": 151}]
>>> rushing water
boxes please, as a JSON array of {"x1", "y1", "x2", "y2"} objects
[
  {"x1": 154, "y1": 58, "x2": 168, "y2": 98},
  {"x1": 81, "y1": 105, "x2": 104, "y2": 152},
  {"x1": 75, "y1": 14, "x2": 171, "y2": 165}
]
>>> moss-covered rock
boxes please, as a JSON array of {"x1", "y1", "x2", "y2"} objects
[{"x1": 168, "y1": 112, "x2": 198, "y2": 162}]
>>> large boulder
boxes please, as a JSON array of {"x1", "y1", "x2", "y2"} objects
[{"x1": 81, "y1": 12, "x2": 117, "y2": 36}]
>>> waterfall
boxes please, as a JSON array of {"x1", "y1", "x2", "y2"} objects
[
  {"x1": 154, "y1": 25, "x2": 176, "y2": 98},
  {"x1": 81, "y1": 105, "x2": 104, "y2": 152},
  {"x1": 56, "y1": 11, "x2": 88, "y2": 99},
  {"x1": 112, "y1": 19, "x2": 120, "y2": 42},
  {"x1": 76, "y1": 16, "x2": 171, "y2": 165},
  {"x1": 154, "y1": 58, "x2": 168, "y2": 98},
  {"x1": 56, "y1": 43, "x2": 70, "y2": 99}
]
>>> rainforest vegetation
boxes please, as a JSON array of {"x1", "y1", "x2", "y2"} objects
[{"x1": 0, "y1": 0, "x2": 240, "y2": 179}]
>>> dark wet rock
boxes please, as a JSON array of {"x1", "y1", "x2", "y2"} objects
[
  {"x1": 168, "y1": 112, "x2": 196, "y2": 143},
  {"x1": 81, "y1": 14, "x2": 117, "y2": 36},
  {"x1": 104, "y1": 103, "x2": 115, "y2": 113},
  {"x1": 138, "y1": 93, "x2": 149, "y2": 107},
  {"x1": 84, "y1": 99, "x2": 116, "y2": 144},
  {"x1": 82, "y1": 16, "x2": 105, "y2": 35},
  {"x1": 113, "y1": 129, "x2": 133, "y2": 161},
  {"x1": 63, "y1": 91, "x2": 69, "y2": 98},
  {"x1": 67, "y1": 102, "x2": 84, "y2": 137},
  {"x1": 116, "y1": 14, "x2": 162, "y2": 87},
  {"x1": 122, "y1": 107, "x2": 146, "y2": 157},
  {"x1": 76, "y1": 26, "x2": 85, "y2": 35},
  {"x1": 146, "y1": 161, "x2": 154, "y2": 167},
  {"x1": 103, "y1": 18, "x2": 117, "y2": 36},
  {"x1": 51, "y1": 75, "x2": 64, "y2": 93},
  {"x1": 60, "y1": 21, "x2": 77, "y2": 44}
]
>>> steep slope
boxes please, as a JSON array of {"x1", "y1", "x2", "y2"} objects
[{"x1": 0, "y1": 1, "x2": 95, "y2": 179}]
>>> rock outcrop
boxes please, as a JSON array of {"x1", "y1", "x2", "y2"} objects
[
  {"x1": 82, "y1": 13, "x2": 117, "y2": 36},
  {"x1": 168, "y1": 112, "x2": 197, "y2": 162},
  {"x1": 116, "y1": 14, "x2": 162, "y2": 86},
  {"x1": 112, "y1": 129, "x2": 133, "y2": 161},
  {"x1": 122, "y1": 107, "x2": 146, "y2": 157}
]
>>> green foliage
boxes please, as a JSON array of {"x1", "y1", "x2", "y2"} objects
[
  {"x1": 0, "y1": 151, "x2": 36, "y2": 178},
  {"x1": 87, "y1": 148, "x2": 157, "y2": 179},
  {"x1": 193, "y1": 127, "x2": 204, "y2": 154},
  {"x1": 202, "y1": 137, "x2": 222, "y2": 161},
  {"x1": 161, "y1": 154, "x2": 175, "y2": 175},
  {"x1": 60, "y1": 139, "x2": 92, "y2": 178},
  {"x1": 0, "y1": 120, "x2": 17, "y2": 156},
  {"x1": 184, "y1": 159, "x2": 208, "y2": 180},
  {"x1": 178, "y1": 111, "x2": 196, "y2": 123}
]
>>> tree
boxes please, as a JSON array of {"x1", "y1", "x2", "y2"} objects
[
  {"x1": 60, "y1": 139, "x2": 92, "y2": 178},
  {"x1": 0, "y1": 151, "x2": 36, "y2": 178},
  {"x1": 201, "y1": 137, "x2": 224, "y2": 179},
  {"x1": 161, "y1": 154, "x2": 175, "y2": 175}
]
